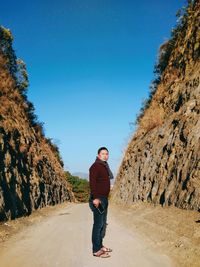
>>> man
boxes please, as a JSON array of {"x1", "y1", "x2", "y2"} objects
[{"x1": 88, "y1": 146, "x2": 114, "y2": 258}]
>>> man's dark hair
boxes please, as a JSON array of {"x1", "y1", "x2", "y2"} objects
[{"x1": 98, "y1": 146, "x2": 109, "y2": 154}]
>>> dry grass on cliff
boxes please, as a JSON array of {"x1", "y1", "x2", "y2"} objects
[{"x1": 138, "y1": 103, "x2": 165, "y2": 133}]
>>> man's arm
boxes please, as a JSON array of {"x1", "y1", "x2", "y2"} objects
[{"x1": 89, "y1": 165, "x2": 100, "y2": 199}]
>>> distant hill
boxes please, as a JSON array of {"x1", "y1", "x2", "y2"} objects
[{"x1": 72, "y1": 172, "x2": 89, "y2": 180}]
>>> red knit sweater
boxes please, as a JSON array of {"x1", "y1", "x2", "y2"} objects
[{"x1": 89, "y1": 162, "x2": 110, "y2": 199}]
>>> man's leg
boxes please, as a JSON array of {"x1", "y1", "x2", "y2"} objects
[
  {"x1": 100, "y1": 197, "x2": 108, "y2": 248},
  {"x1": 100, "y1": 207, "x2": 108, "y2": 239},
  {"x1": 91, "y1": 207, "x2": 104, "y2": 253}
]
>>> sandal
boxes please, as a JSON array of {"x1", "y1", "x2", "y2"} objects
[
  {"x1": 93, "y1": 249, "x2": 110, "y2": 258},
  {"x1": 101, "y1": 245, "x2": 113, "y2": 252}
]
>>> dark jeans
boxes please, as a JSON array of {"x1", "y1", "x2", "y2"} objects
[{"x1": 88, "y1": 195, "x2": 108, "y2": 253}]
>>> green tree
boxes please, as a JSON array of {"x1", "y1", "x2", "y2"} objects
[{"x1": 65, "y1": 171, "x2": 90, "y2": 202}]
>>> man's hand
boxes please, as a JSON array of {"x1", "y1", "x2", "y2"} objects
[{"x1": 93, "y1": 198, "x2": 101, "y2": 208}]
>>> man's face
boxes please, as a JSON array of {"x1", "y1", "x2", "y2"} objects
[{"x1": 98, "y1": 149, "x2": 109, "y2": 161}]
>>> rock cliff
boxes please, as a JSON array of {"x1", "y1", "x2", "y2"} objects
[
  {"x1": 0, "y1": 26, "x2": 75, "y2": 221},
  {"x1": 111, "y1": 0, "x2": 200, "y2": 211}
]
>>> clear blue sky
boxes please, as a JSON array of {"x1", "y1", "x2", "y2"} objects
[{"x1": 0, "y1": 0, "x2": 185, "y2": 177}]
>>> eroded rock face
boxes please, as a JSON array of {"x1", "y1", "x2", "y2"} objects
[
  {"x1": 111, "y1": 1, "x2": 200, "y2": 211},
  {"x1": 0, "y1": 30, "x2": 75, "y2": 221},
  {"x1": 0, "y1": 127, "x2": 75, "y2": 221}
]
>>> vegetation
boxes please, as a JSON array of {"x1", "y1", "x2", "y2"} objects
[
  {"x1": 0, "y1": 25, "x2": 64, "y2": 168},
  {"x1": 65, "y1": 171, "x2": 90, "y2": 202},
  {"x1": 0, "y1": 26, "x2": 17, "y2": 77}
]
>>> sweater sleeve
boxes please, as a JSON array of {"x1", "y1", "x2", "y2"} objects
[{"x1": 89, "y1": 165, "x2": 100, "y2": 199}]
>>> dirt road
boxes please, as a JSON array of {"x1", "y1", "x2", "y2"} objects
[{"x1": 0, "y1": 202, "x2": 173, "y2": 267}]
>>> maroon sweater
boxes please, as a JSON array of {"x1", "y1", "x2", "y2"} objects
[{"x1": 89, "y1": 161, "x2": 110, "y2": 199}]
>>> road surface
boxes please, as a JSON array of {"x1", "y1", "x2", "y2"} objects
[{"x1": 0, "y1": 202, "x2": 174, "y2": 267}]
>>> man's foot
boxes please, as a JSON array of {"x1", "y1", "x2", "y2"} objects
[
  {"x1": 101, "y1": 245, "x2": 113, "y2": 252},
  {"x1": 93, "y1": 249, "x2": 111, "y2": 258}
]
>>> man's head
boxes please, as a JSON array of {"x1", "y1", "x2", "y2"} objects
[{"x1": 97, "y1": 147, "x2": 109, "y2": 161}]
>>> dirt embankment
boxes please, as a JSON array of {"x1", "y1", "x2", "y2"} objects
[{"x1": 110, "y1": 201, "x2": 200, "y2": 267}]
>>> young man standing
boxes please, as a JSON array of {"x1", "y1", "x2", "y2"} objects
[{"x1": 88, "y1": 146, "x2": 114, "y2": 258}]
